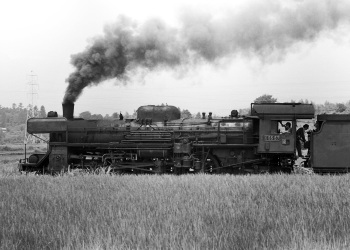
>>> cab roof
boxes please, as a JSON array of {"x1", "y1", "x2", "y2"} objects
[{"x1": 251, "y1": 103, "x2": 315, "y2": 119}]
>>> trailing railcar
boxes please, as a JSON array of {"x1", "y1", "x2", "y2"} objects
[
  {"x1": 310, "y1": 114, "x2": 350, "y2": 173},
  {"x1": 18, "y1": 102, "x2": 315, "y2": 174}
]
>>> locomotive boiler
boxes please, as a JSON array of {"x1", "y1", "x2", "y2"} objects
[{"x1": 19, "y1": 102, "x2": 315, "y2": 174}]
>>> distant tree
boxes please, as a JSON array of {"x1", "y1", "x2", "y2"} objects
[
  {"x1": 12, "y1": 103, "x2": 17, "y2": 110},
  {"x1": 0, "y1": 113, "x2": 6, "y2": 127},
  {"x1": 90, "y1": 114, "x2": 103, "y2": 120},
  {"x1": 124, "y1": 112, "x2": 130, "y2": 119},
  {"x1": 181, "y1": 109, "x2": 192, "y2": 119},
  {"x1": 346, "y1": 100, "x2": 350, "y2": 109},
  {"x1": 79, "y1": 111, "x2": 92, "y2": 119},
  {"x1": 112, "y1": 112, "x2": 119, "y2": 119},
  {"x1": 17, "y1": 108, "x2": 27, "y2": 124},
  {"x1": 299, "y1": 99, "x2": 310, "y2": 104},
  {"x1": 26, "y1": 104, "x2": 39, "y2": 118},
  {"x1": 104, "y1": 114, "x2": 111, "y2": 119},
  {"x1": 13, "y1": 113, "x2": 21, "y2": 124},
  {"x1": 239, "y1": 108, "x2": 250, "y2": 116},
  {"x1": 0, "y1": 130, "x2": 4, "y2": 144},
  {"x1": 27, "y1": 104, "x2": 32, "y2": 116},
  {"x1": 33, "y1": 105, "x2": 39, "y2": 117},
  {"x1": 130, "y1": 110, "x2": 137, "y2": 119},
  {"x1": 254, "y1": 94, "x2": 277, "y2": 103},
  {"x1": 314, "y1": 103, "x2": 325, "y2": 114},
  {"x1": 324, "y1": 101, "x2": 337, "y2": 113},
  {"x1": 195, "y1": 112, "x2": 201, "y2": 119},
  {"x1": 336, "y1": 103, "x2": 347, "y2": 113},
  {"x1": 39, "y1": 105, "x2": 46, "y2": 118}
]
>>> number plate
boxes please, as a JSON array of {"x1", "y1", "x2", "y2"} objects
[{"x1": 264, "y1": 135, "x2": 280, "y2": 141}]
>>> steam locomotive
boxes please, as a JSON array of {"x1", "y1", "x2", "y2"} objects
[{"x1": 18, "y1": 102, "x2": 349, "y2": 174}]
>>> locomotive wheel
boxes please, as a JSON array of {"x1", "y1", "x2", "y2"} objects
[
  {"x1": 197, "y1": 153, "x2": 220, "y2": 173},
  {"x1": 205, "y1": 155, "x2": 220, "y2": 173}
]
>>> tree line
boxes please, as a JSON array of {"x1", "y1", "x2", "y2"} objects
[
  {"x1": 0, "y1": 103, "x2": 46, "y2": 144},
  {"x1": 1, "y1": 96, "x2": 349, "y2": 128},
  {"x1": 0, "y1": 103, "x2": 46, "y2": 128}
]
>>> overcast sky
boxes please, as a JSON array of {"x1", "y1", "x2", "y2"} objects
[{"x1": 1, "y1": 0, "x2": 350, "y2": 116}]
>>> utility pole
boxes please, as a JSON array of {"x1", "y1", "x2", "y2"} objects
[{"x1": 24, "y1": 71, "x2": 39, "y2": 144}]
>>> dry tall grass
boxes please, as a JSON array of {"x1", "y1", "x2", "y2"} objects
[
  {"x1": 1, "y1": 173, "x2": 350, "y2": 250},
  {"x1": 0, "y1": 155, "x2": 20, "y2": 175}
]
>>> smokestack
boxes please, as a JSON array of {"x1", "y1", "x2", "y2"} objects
[{"x1": 62, "y1": 102, "x2": 74, "y2": 119}]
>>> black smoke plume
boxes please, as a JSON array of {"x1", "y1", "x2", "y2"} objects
[{"x1": 63, "y1": 0, "x2": 350, "y2": 104}]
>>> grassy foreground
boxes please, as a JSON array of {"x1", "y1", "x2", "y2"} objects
[{"x1": 1, "y1": 174, "x2": 350, "y2": 250}]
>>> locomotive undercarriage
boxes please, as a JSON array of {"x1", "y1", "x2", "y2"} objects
[
  {"x1": 68, "y1": 153, "x2": 294, "y2": 174},
  {"x1": 265, "y1": 154, "x2": 295, "y2": 173},
  {"x1": 20, "y1": 147, "x2": 295, "y2": 175},
  {"x1": 66, "y1": 147, "x2": 223, "y2": 174}
]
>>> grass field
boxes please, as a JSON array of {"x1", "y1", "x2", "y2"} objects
[
  {"x1": 1, "y1": 153, "x2": 349, "y2": 249},
  {"x1": 1, "y1": 153, "x2": 350, "y2": 250}
]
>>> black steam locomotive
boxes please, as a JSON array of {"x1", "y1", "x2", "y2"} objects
[{"x1": 18, "y1": 102, "x2": 348, "y2": 174}]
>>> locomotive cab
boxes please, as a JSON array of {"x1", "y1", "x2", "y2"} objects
[
  {"x1": 258, "y1": 118, "x2": 295, "y2": 153},
  {"x1": 251, "y1": 103, "x2": 315, "y2": 154}
]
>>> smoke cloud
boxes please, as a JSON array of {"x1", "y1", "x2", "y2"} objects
[{"x1": 64, "y1": 0, "x2": 350, "y2": 104}]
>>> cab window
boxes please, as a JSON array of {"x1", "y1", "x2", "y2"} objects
[
  {"x1": 278, "y1": 121, "x2": 293, "y2": 134},
  {"x1": 271, "y1": 120, "x2": 279, "y2": 134}
]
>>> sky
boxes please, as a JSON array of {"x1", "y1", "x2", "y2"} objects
[{"x1": 1, "y1": 0, "x2": 350, "y2": 117}]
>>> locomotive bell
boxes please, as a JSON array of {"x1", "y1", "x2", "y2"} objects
[{"x1": 62, "y1": 102, "x2": 74, "y2": 119}]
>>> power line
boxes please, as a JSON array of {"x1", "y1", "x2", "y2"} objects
[{"x1": 24, "y1": 71, "x2": 39, "y2": 144}]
